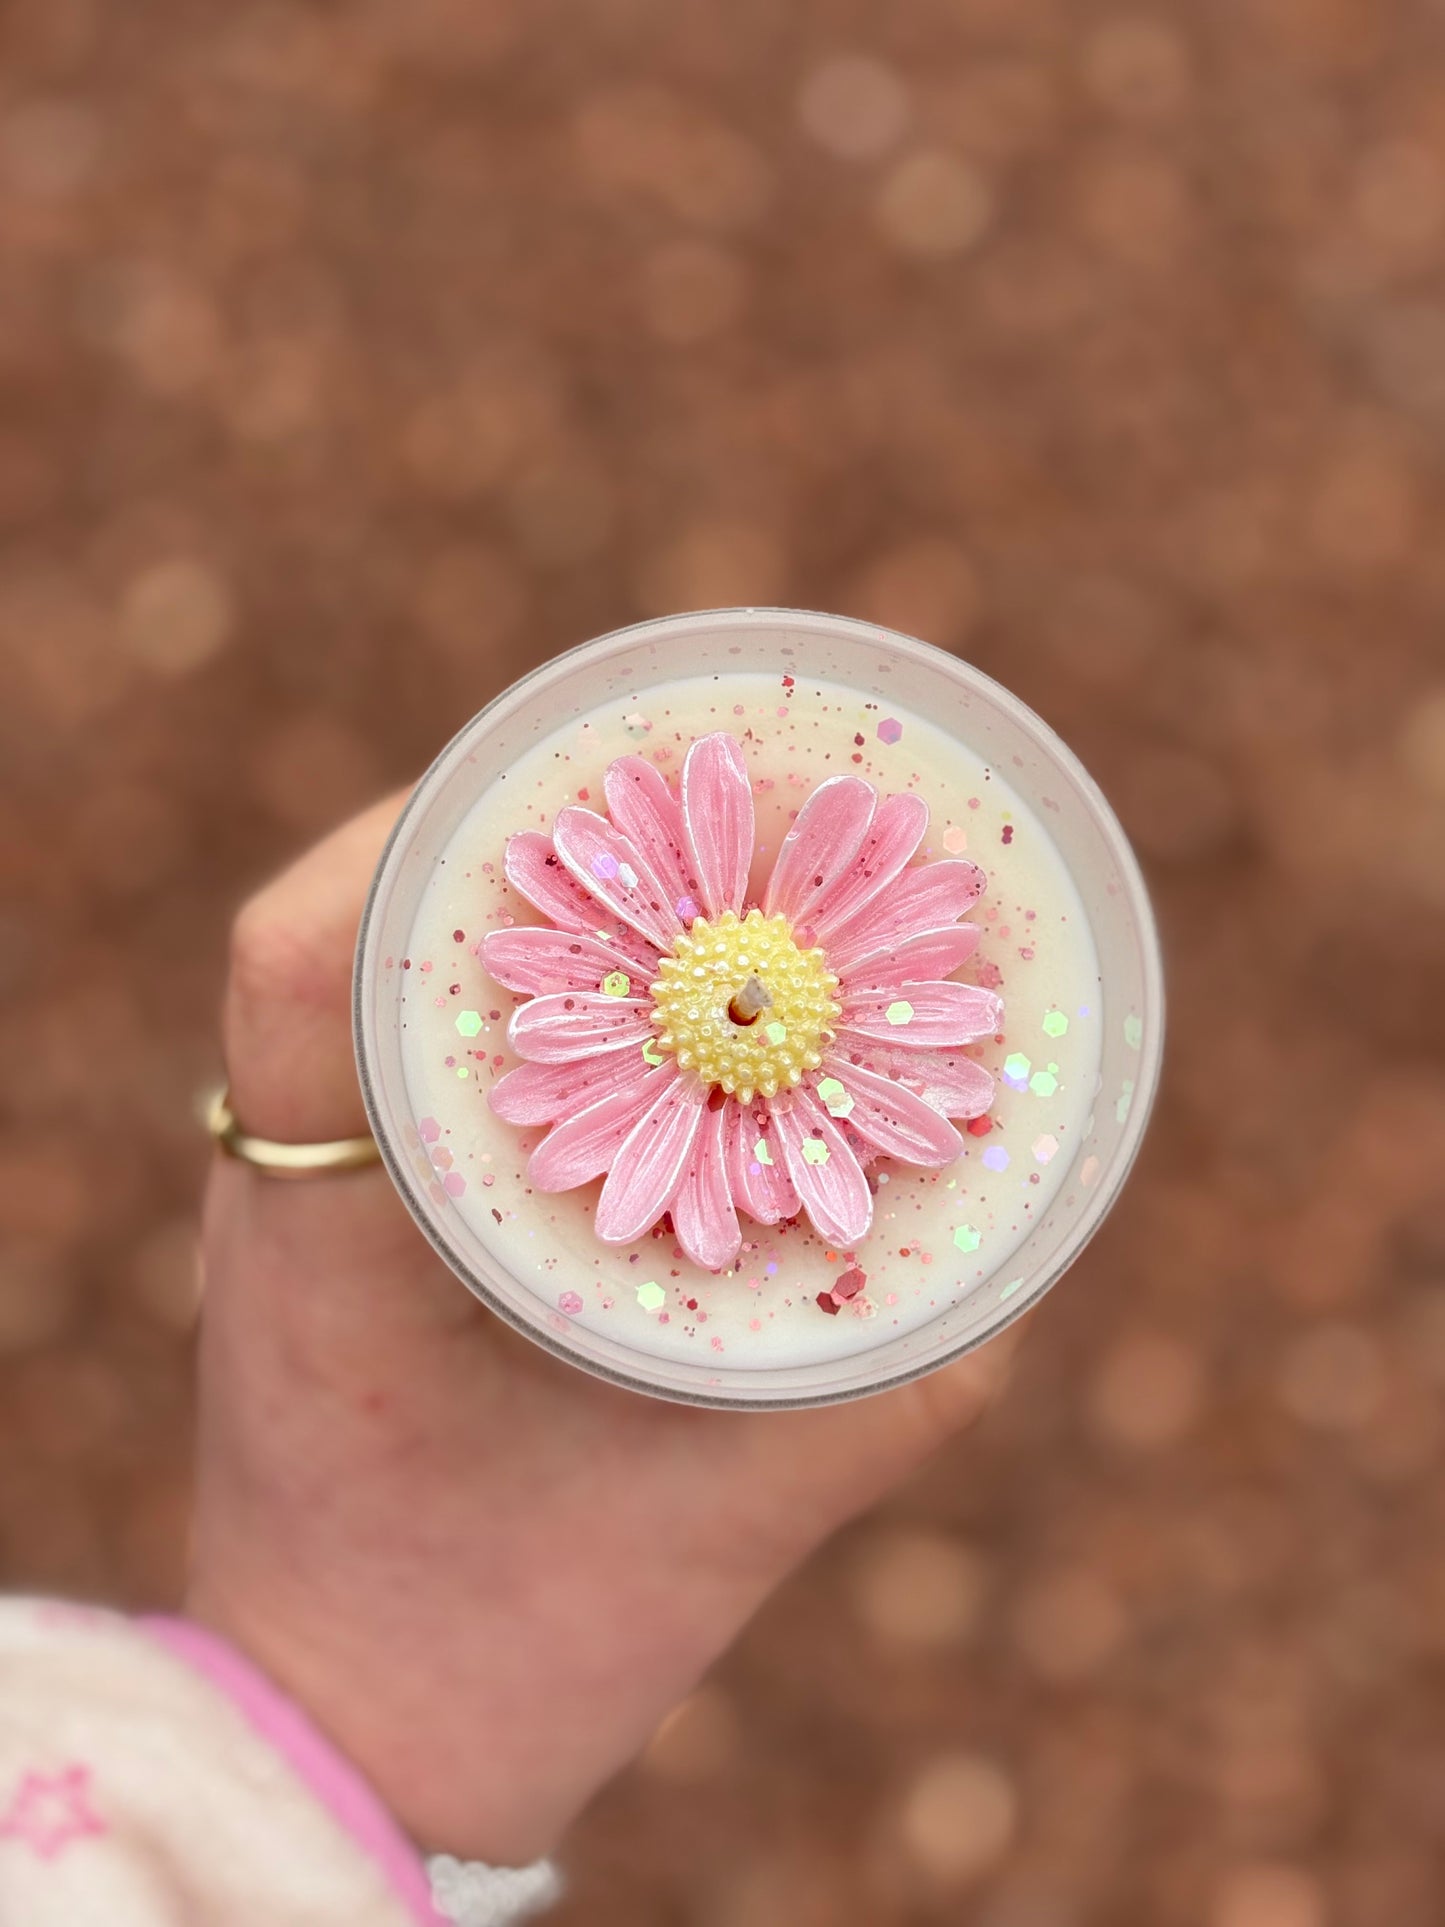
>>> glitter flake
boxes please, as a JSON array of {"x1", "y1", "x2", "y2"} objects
[{"x1": 816, "y1": 1076, "x2": 854, "y2": 1118}]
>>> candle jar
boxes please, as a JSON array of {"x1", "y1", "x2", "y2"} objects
[{"x1": 355, "y1": 608, "x2": 1163, "y2": 1409}]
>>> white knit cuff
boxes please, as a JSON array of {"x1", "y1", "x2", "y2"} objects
[{"x1": 427, "y1": 1853, "x2": 563, "y2": 1924}]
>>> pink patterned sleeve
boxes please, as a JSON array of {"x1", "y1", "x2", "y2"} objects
[{"x1": 0, "y1": 1599, "x2": 558, "y2": 1926}]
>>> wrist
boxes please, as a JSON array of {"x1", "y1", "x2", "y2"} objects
[{"x1": 183, "y1": 1573, "x2": 564, "y2": 1867}]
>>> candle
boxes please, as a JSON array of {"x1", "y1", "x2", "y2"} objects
[{"x1": 356, "y1": 612, "x2": 1161, "y2": 1406}]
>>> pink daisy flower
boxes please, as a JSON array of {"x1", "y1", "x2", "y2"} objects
[{"x1": 484, "y1": 733, "x2": 1002, "y2": 1271}]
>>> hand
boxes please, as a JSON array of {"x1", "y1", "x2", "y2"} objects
[{"x1": 187, "y1": 795, "x2": 1021, "y2": 1865}]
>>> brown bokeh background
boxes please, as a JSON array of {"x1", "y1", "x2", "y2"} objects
[{"x1": 4, "y1": 0, "x2": 1445, "y2": 1921}]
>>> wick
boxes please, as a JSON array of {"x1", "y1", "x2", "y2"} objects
[{"x1": 728, "y1": 976, "x2": 772, "y2": 1027}]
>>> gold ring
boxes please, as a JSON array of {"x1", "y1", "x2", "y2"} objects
[{"x1": 203, "y1": 1088, "x2": 382, "y2": 1180}]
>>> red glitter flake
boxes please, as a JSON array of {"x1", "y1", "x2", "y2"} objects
[
  {"x1": 452, "y1": 929, "x2": 465, "y2": 943},
  {"x1": 834, "y1": 1267, "x2": 866, "y2": 1300},
  {"x1": 1001, "y1": 825, "x2": 1015, "y2": 844},
  {"x1": 816, "y1": 1292, "x2": 840, "y2": 1315},
  {"x1": 967, "y1": 1115, "x2": 993, "y2": 1136}
]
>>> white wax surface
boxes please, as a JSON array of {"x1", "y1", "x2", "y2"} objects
[{"x1": 392, "y1": 673, "x2": 1102, "y2": 1372}]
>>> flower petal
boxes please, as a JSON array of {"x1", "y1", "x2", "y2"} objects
[
  {"x1": 833, "y1": 1035, "x2": 995, "y2": 1119},
  {"x1": 809, "y1": 792, "x2": 929, "y2": 940},
  {"x1": 840, "y1": 921, "x2": 982, "y2": 983},
  {"x1": 502, "y1": 832, "x2": 657, "y2": 966},
  {"x1": 817, "y1": 1061, "x2": 964, "y2": 1167},
  {"x1": 681, "y1": 733, "x2": 754, "y2": 917},
  {"x1": 722, "y1": 1099, "x2": 800, "y2": 1226},
  {"x1": 529, "y1": 1062, "x2": 675, "y2": 1191},
  {"x1": 772, "y1": 1090, "x2": 872, "y2": 1246},
  {"x1": 551, "y1": 807, "x2": 682, "y2": 950},
  {"x1": 762, "y1": 776, "x2": 876, "y2": 924},
  {"x1": 483, "y1": 927, "x2": 655, "y2": 997},
  {"x1": 595, "y1": 1073, "x2": 709, "y2": 1245},
  {"x1": 507, "y1": 992, "x2": 652, "y2": 1063},
  {"x1": 671, "y1": 1102, "x2": 742, "y2": 1269},
  {"x1": 842, "y1": 980, "x2": 1003, "y2": 1049},
  {"x1": 824, "y1": 859, "x2": 987, "y2": 973},
  {"x1": 490, "y1": 1050, "x2": 654, "y2": 1126},
  {"x1": 603, "y1": 756, "x2": 696, "y2": 909}
]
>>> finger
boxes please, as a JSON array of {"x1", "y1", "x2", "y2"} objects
[
  {"x1": 723, "y1": 1316, "x2": 1028, "y2": 1559},
  {"x1": 810, "y1": 1314, "x2": 1022, "y2": 1472},
  {"x1": 224, "y1": 791, "x2": 409, "y2": 1140},
  {"x1": 210, "y1": 787, "x2": 479, "y2": 1341}
]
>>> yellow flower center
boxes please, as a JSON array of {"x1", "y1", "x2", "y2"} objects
[{"x1": 649, "y1": 909, "x2": 841, "y2": 1104}]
